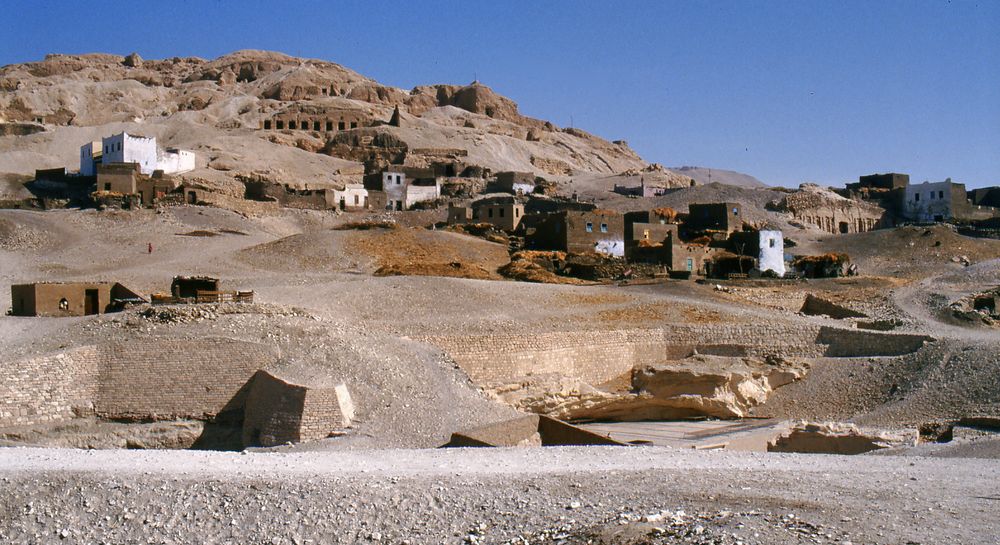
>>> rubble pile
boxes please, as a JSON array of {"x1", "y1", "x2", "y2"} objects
[
  {"x1": 134, "y1": 303, "x2": 310, "y2": 325},
  {"x1": 0, "y1": 218, "x2": 47, "y2": 250},
  {"x1": 502, "y1": 508, "x2": 854, "y2": 545},
  {"x1": 950, "y1": 287, "x2": 1000, "y2": 326}
]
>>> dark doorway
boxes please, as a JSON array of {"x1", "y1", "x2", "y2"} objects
[
  {"x1": 838, "y1": 222, "x2": 849, "y2": 234},
  {"x1": 84, "y1": 289, "x2": 99, "y2": 315},
  {"x1": 187, "y1": 191, "x2": 197, "y2": 204}
]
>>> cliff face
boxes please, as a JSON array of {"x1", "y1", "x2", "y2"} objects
[{"x1": 0, "y1": 50, "x2": 647, "y2": 187}]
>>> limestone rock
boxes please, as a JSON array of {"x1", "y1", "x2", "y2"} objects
[
  {"x1": 768, "y1": 421, "x2": 917, "y2": 454},
  {"x1": 484, "y1": 355, "x2": 809, "y2": 421},
  {"x1": 123, "y1": 52, "x2": 143, "y2": 68}
]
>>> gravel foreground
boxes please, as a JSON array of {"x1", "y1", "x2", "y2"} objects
[{"x1": 1, "y1": 447, "x2": 997, "y2": 544}]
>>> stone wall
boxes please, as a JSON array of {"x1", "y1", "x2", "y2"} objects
[
  {"x1": 0, "y1": 338, "x2": 278, "y2": 428},
  {"x1": 815, "y1": 327, "x2": 933, "y2": 357},
  {"x1": 0, "y1": 346, "x2": 101, "y2": 428},
  {"x1": 418, "y1": 323, "x2": 934, "y2": 387},
  {"x1": 97, "y1": 339, "x2": 278, "y2": 421}
]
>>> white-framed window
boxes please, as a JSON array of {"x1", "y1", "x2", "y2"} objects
[
  {"x1": 600, "y1": 223, "x2": 608, "y2": 233},
  {"x1": 585, "y1": 222, "x2": 593, "y2": 233}
]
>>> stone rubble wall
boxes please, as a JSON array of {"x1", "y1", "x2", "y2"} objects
[{"x1": 0, "y1": 346, "x2": 101, "y2": 428}]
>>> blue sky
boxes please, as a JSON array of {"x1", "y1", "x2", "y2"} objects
[{"x1": 1, "y1": 1, "x2": 997, "y2": 188}]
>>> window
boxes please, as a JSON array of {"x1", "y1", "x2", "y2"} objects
[
  {"x1": 488, "y1": 209, "x2": 494, "y2": 218},
  {"x1": 263, "y1": 120, "x2": 271, "y2": 129},
  {"x1": 586, "y1": 222, "x2": 593, "y2": 233},
  {"x1": 339, "y1": 121, "x2": 346, "y2": 130},
  {"x1": 289, "y1": 121, "x2": 297, "y2": 130},
  {"x1": 395, "y1": 176, "x2": 401, "y2": 185},
  {"x1": 600, "y1": 223, "x2": 608, "y2": 233},
  {"x1": 354, "y1": 195, "x2": 359, "y2": 205},
  {"x1": 515, "y1": 208, "x2": 519, "y2": 217},
  {"x1": 939, "y1": 191, "x2": 944, "y2": 199},
  {"x1": 104, "y1": 183, "x2": 111, "y2": 191},
  {"x1": 350, "y1": 122, "x2": 358, "y2": 129},
  {"x1": 930, "y1": 192, "x2": 935, "y2": 199},
  {"x1": 732, "y1": 207, "x2": 739, "y2": 215},
  {"x1": 59, "y1": 298, "x2": 69, "y2": 310},
  {"x1": 276, "y1": 120, "x2": 284, "y2": 129},
  {"x1": 326, "y1": 121, "x2": 333, "y2": 131},
  {"x1": 313, "y1": 121, "x2": 321, "y2": 131},
  {"x1": 769, "y1": 238, "x2": 776, "y2": 248},
  {"x1": 499, "y1": 208, "x2": 504, "y2": 218},
  {"x1": 643, "y1": 229, "x2": 650, "y2": 240}
]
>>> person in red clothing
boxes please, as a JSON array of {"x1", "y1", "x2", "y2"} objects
[{"x1": 147, "y1": 242, "x2": 153, "y2": 254}]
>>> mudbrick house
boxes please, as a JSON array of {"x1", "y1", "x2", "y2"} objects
[
  {"x1": 96, "y1": 163, "x2": 179, "y2": 207},
  {"x1": 470, "y1": 196, "x2": 526, "y2": 232},
  {"x1": 686, "y1": 202, "x2": 744, "y2": 235},
  {"x1": 624, "y1": 210, "x2": 679, "y2": 262},
  {"x1": 495, "y1": 171, "x2": 537, "y2": 195},
  {"x1": 10, "y1": 282, "x2": 144, "y2": 317},
  {"x1": 525, "y1": 210, "x2": 625, "y2": 257}
]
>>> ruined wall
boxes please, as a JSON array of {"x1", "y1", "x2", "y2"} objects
[
  {"x1": 815, "y1": 327, "x2": 932, "y2": 357},
  {"x1": 0, "y1": 346, "x2": 101, "y2": 428},
  {"x1": 97, "y1": 338, "x2": 277, "y2": 421},
  {"x1": 242, "y1": 370, "x2": 353, "y2": 447},
  {"x1": 418, "y1": 324, "x2": 935, "y2": 387}
]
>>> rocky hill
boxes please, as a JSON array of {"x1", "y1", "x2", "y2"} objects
[
  {"x1": 0, "y1": 50, "x2": 647, "y2": 191},
  {"x1": 670, "y1": 166, "x2": 768, "y2": 188}
]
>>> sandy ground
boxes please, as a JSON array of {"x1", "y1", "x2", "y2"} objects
[{"x1": 1, "y1": 446, "x2": 998, "y2": 544}]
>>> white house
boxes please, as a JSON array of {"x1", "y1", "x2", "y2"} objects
[
  {"x1": 156, "y1": 148, "x2": 196, "y2": 175},
  {"x1": 330, "y1": 183, "x2": 369, "y2": 210},
  {"x1": 756, "y1": 229, "x2": 785, "y2": 277},
  {"x1": 902, "y1": 181, "x2": 957, "y2": 223},
  {"x1": 382, "y1": 169, "x2": 440, "y2": 211},
  {"x1": 80, "y1": 132, "x2": 195, "y2": 176}
]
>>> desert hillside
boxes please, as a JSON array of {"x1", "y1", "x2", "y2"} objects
[{"x1": 0, "y1": 50, "x2": 647, "y2": 191}]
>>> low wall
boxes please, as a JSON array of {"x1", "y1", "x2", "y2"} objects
[{"x1": 0, "y1": 346, "x2": 101, "y2": 428}]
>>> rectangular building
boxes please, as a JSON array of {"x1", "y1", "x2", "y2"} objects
[{"x1": 10, "y1": 282, "x2": 143, "y2": 317}]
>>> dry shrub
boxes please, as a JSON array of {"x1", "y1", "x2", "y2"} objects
[
  {"x1": 498, "y1": 251, "x2": 587, "y2": 284},
  {"x1": 374, "y1": 261, "x2": 493, "y2": 280},
  {"x1": 333, "y1": 220, "x2": 398, "y2": 231}
]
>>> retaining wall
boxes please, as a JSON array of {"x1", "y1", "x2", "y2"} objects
[
  {"x1": 97, "y1": 339, "x2": 277, "y2": 420},
  {"x1": 418, "y1": 323, "x2": 934, "y2": 386}
]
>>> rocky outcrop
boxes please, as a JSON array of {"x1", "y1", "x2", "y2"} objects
[{"x1": 484, "y1": 355, "x2": 808, "y2": 421}]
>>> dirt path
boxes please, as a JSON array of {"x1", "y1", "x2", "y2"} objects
[{"x1": 891, "y1": 257, "x2": 1000, "y2": 341}]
